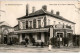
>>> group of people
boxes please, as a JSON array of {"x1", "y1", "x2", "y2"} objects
[
  {"x1": 50, "y1": 36, "x2": 69, "y2": 48},
  {"x1": 25, "y1": 37, "x2": 44, "y2": 47},
  {"x1": 25, "y1": 36, "x2": 69, "y2": 48},
  {"x1": 25, "y1": 37, "x2": 36, "y2": 47}
]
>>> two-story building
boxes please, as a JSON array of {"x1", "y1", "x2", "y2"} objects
[{"x1": 14, "y1": 5, "x2": 75, "y2": 46}]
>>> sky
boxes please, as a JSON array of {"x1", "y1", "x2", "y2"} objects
[{"x1": 0, "y1": 1, "x2": 80, "y2": 34}]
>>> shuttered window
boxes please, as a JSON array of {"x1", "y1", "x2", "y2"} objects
[
  {"x1": 26, "y1": 21, "x2": 28, "y2": 29},
  {"x1": 29, "y1": 21, "x2": 32, "y2": 28},
  {"x1": 33, "y1": 19, "x2": 36, "y2": 28},
  {"x1": 44, "y1": 16, "x2": 46, "y2": 27},
  {"x1": 22, "y1": 22, "x2": 25, "y2": 29},
  {"x1": 38, "y1": 20, "x2": 41, "y2": 28}
]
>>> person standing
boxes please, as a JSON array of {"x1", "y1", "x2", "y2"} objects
[
  {"x1": 60, "y1": 36, "x2": 62, "y2": 47},
  {"x1": 41, "y1": 41, "x2": 44, "y2": 48},
  {"x1": 31, "y1": 38, "x2": 35, "y2": 46},
  {"x1": 25, "y1": 37, "x2": 29, "y2": 47},
  {"x1": 48, "y1": 39, "x2": 52, "y2": 51},
  {"x1": 57, "y1": 36, "x2": 60, "y2": 48}
]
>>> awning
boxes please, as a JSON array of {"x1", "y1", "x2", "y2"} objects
[{"x1": 14, "y1": 28, "x2": 49, "y2": 33}]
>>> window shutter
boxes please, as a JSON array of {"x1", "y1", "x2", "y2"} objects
[
  {"x1": 33, "y1": 19, "x2": 36, "y2": 28},
  {"x1": 44, "y1": 16, "x2": 46, "y2": 27},
  {"x1": 26, "y1": 21, "x2": 28, "y2": 29}
]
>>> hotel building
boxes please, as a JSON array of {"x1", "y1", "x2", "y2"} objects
[{"x1": 14, "y1": 5, "x2": 75, "y2": 46}]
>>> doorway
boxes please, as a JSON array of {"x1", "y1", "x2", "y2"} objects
[
  {"x1": 44, "y1": 32, "x2": 49, "y2": 44},
  {"x1": 57, "y1": 33, "x2": 64, "y2": 46},
  {"x1": 4, "y1": 35, "x2": 7, "y2": 44},
  {"x1": 29, "y1": 33, "x2": 33, "y2": 43}
]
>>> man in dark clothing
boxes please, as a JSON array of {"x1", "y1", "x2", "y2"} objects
[
  {"x1": 77, "y1": 38, "x2": 79, "y2": 47},
  {"x1": 41, "y1": 41, "x2": 44, "y2": 48},
  {"x1": 57, "y1": 37, "x2": 60, "y2": 48},
  {"x1": 25, "y1": 38, "x2": 29, "y2": 47},
  {"x1": 64, "y1": 37, "x2": 68, "y2": 47},
  {"x1": 31, "y1": 38, "x2": 35, "y2": 46}
]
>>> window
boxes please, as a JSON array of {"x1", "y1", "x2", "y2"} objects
[
  {"x1": 57, "y1": 33, "x2": 63, "y2": 38},
  {"x1": 63, "y1": 23, "x2": 64, "y2": 28},
  {"x1": 22, "y1": 33, "x2": 25, "y2": 40},
  {"x1": 66, "y1": 25, "x2": 71, "y2": 29},
  {"x1": 53, "y1": 21, "x2": 56, "y2": 28},
  {"x1": 22, "y1": 22, "x2": 25, "y2": 29},
  {"x1": 37, "y1": 33, "x2": 41, "y2": 40},
  {"x1": 55, "y1": 25, "x2": 57, "y2": 28},
  {"x1": 29, "y1": 21, "x2": 32, "y2": 28},
  {"x1": 26, "y1": 21, "x2": 28, "y2": 29},
  {"x1": 48, "y1": 19, "x2": 50, "y2": 25},
  {"x1": 33, "y1": 19, "x2": 36, "y2": 28},
  {"x1": 38, "y1": 20, "x2": 41, "y2": 28},
  {"x1": 44, "y1": 16, "x2": 46, "y2": 27}
]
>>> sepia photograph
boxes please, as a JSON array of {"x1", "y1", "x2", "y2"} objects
[{"x1": 0, "y1": 0, "x2": 80, "y2": 53}]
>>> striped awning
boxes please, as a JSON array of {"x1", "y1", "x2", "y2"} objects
[{"x1": 14, "y1": 28, "x2": 49, "y2": 33}]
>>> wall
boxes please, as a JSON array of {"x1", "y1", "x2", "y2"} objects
[
  {"x1": 19, "y1": 33, "x2": 45, "y2": 43},
  {"x1": 18, "y1": 15, "x2": 45, "y2": 29},
  {"x1": 46, "y1": 15, "x2": 75, "y2": 34}
]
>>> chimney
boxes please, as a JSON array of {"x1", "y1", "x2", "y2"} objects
[
  {"x1": 42, "y1": 5, "x2": 47, "y2": 11},
  {"x1": 56, "y1": 11, "x2": 60, "y2": 15},
  {"x1": 32, "y1": 6, "x2": 35, "y2": 13},
  {"x1": 26, "y1": 4, "x2": 29, "y2": 16},
  {"x1": 51, "y1": 10, "x2": 53, "y2": 14}
]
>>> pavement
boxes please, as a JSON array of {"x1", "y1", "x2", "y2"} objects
[{"x1": 0, "y1": 44, "x2": 80, "y2": 53}]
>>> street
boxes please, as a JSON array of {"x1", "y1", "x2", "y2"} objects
[{"x1": 0, "y1": 45, "x2": 80, "y2": 53}]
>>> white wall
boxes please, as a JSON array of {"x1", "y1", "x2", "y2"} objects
[
  {"x1": 18, "y1": 15, "x2": 45, "y2": 29},
  {"x1": 19, "y1": 33, "x2": 45, "y2": 43},
  {"x1": 33, "y1": 33, "x2": 45, "y2": 42},
  {"x1": 46, "y1": 15, "x2": 75, "y2": 33}
]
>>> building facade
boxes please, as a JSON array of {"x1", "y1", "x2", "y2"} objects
[
  {"x1": 0, "y1": 21, "x2": 14, "y2": 44},
  {"x1": 14, "y1": 5, "x2": 75, "y2": 46}
]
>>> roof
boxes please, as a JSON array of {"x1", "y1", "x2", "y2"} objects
[
  {"x1": 0, "y1": 25, "x2": 13, "y2": 28},
  {"x1": 0, "y1": 21, "x2": 4, "y2": 24},
  {"x1": 0, "y1": 21, "x2": 13, "y2": 28},
  {"x1": 17, "y1": 9, "x2": 75, "y2": 24},
  {"x1": 14, "y1": 24, "x2": 18, "y2": 28}
]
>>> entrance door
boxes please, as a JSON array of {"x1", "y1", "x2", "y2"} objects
[
  {"x1": 57, "y1": 33, "x2": 63, "y2": 46},
  {"x1": 44, "y1": 32, "x2": 49, "y2": 44},
  {"x1": 4, "y1": 35, "x2": 7, "y2": 44},
  {"x1": 29, "y1": 33, "x2": 33, "y2": 43}
]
